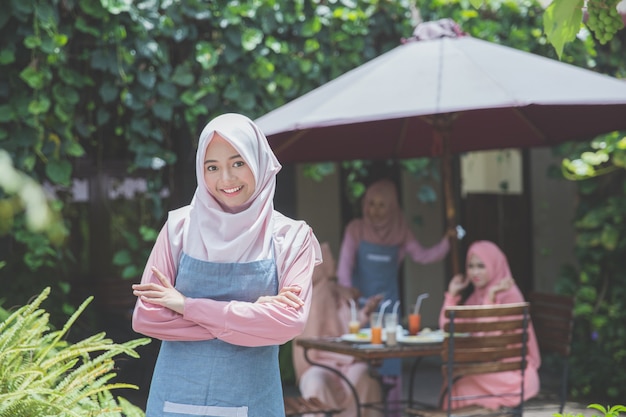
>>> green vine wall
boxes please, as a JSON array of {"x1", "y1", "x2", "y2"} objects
[{"x1": 555, "y1": 132, "x2": 626, "y2": 402}]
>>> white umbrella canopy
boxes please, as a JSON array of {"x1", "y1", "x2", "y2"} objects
[
  {"x1": 256, "y1": 20, "x2": 626, "y2": 272},
  {"x1": 257, "y1": 29, "x2": 626, "y2": 163}
]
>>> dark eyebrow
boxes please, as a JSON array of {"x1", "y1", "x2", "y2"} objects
[{"x1": 204, "y1": 154, "x2": 243, "y2": 165}]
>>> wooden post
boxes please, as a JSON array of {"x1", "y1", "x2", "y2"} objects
[{"x1": 435, "y1": 128, "x2": 461, "y2": 276}]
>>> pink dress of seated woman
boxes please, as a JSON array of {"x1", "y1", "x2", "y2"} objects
[
  {"x1": 293, "y1": 242, "x2": 383, "y2": 417},
  {"x1": 438, "y1": 240, "x2": 541, "y2": 410}
]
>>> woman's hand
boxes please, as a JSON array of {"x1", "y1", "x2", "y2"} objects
[
  {"x1": 447, "y1": 273, "x2": 470, "y2": 296},
  {"x1": 256, "y1": 285, "x2": 304, "y2": 309},
  {"x1": 132, "y1": 266, "x2": 186, "y2": 314},
  {"x1": 362, "y1": 294, "x2": 384, "y2": 316},
  {"x1": 486, "y1": 276, "x2": 514, "y2": 303},
  {"x1": 358, "y1": 293, "x2": 384, "y2": 326}
]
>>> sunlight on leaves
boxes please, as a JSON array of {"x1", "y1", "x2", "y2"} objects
[{"x1": 543, "y1": 0, "x2": 584, "y2": 58}]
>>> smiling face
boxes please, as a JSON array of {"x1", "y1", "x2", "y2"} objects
[
  {"x1": 365, "y1": 194, "x2": 390, "y2": 225},
  {"x1": 466, "y1": 253, "x2": 491, "y2": 289},
  {"x1": 203, "y1": 134, "x2": 256, "y2": 210}
]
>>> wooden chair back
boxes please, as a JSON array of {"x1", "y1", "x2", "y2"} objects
[
  {"x1": 527, "y1": 291, "x2": 575, "y2": 412},
  {"x1": 441, "y1": 302, "x2": 530, "y2": 417}
]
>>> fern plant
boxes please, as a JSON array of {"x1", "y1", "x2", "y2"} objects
[{"x1": 0, "y1": 287, "x2": 151, "y2": 416}]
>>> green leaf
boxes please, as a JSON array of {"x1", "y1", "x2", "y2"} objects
[
  {"x1": 157, "y1": 82, "x2": 178, "y2": 99},
  {"x1": 241, "y1": 27, "x2": 263, "y2": 51},
  {"x1": 75, "y1": 16, "x2": 101, "y2": 36},
  {"x1": 0, "y1": 48, "x2": 15, "y2": 64},
  {"x1": 112, "y1": 250, "x2": 131, "y2": 266},
  {"x1": 301, "y1": 16, "x2": 322, "y2": 37},
  {"x1": 54, "y1": 103, "x2": 71, "y2": 122},
  {"x1": 152, "y1": 101, "x2": 173, "y2": 121},
  {"x1": 139, "y1": 225, "x2": 158, "y2": 241},
  {"x1": 45, "y1": 159, "x2": 72, "y2": 186},
  {"x1": 613, "y1": 150, "x2": 626, "y2": 168},
  {"x1": 543, "y1": 0, "x2": 584, "y2": 59},
  {"x1": 52, "y1": 84, "x2": 80, "y2": 105},
  {"x1": 237, "y1": 92, "x2": 256, "y2": 110},
  {"x1": 96, "y1": 108, "x2": 110, "y2": 126},
  {"x1": 20, "y1": 66, "x2": 46, "y2": 89},
  {"x1": 601, "y1": 224, "x2": 619, "y2": 250},
  {"x1": 581, "y1": 151, "x2": 609, "y2": 166},
  {"x1": 195, "y1": 42, "x2": 219, "y2": 70},
  {"x1": 99, "y1": 81, "x2": 119, "y2": 103},
  {"x1": 100, "y1": 0, "x2": 132, "y2": 15},
  {"x1": 24, "y1": 35, "x2": 41, "y2": 49},
  {"x1": 171, "y1": 65, "x2": 194, "y2": 87},
  {"x1": 122, "y1": 265, "x2": 140, "y2": 279},
  {"x1": 137, "y1": 69, "x2": 157, "y2": 89},
  {"x1": 0, "y1": 105, "x2": 14, "y2": 122},
  {"x1": 65, "y1": 141, "x2": 85, "y2": 157},
  {"x1": 28, "y1": 97, "x2": 51, "y2": 114}
]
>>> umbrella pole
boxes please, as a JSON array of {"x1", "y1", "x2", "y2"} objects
[{"x1": 438, "y1": 130, "x2": 461, "y2": 276}]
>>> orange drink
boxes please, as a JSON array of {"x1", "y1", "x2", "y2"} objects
[
  {"x1": 408, "y1": 313, "x2": 421, "y2": 335},
  {"x1": 370, "y1": 326, "x2": 383, "y2": 344},
  {"x1": 348, "y1": 320, "x2": 360, "y2": 334},
  {"x1": 370, "y1": 312, "x2": 383, "y2": 344}
]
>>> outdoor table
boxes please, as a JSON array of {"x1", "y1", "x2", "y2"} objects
[{"x1": 296, "y1": 336, "x2": 443, "y2": 417}]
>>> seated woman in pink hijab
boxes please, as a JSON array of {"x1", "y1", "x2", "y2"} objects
[
  {"x1": 438, "y1": 240, "x2": 541, "y2": 410},
  {"x1": 294, "y1": 242, "x2": 384, "y2": 417}
]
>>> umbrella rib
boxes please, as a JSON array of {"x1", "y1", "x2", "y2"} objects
[
  {"x1": 511, "y1": 108, "x2": 546, "y2": 142},
  {"x1": 274, "y1": 130, "x2": 308, "y2": 155}
]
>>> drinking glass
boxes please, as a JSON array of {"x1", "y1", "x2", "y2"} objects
[
  {"x1": 370, "y1": 312, "x2": 383, "y2": 344},
  {"x1": 384, "y1": 313, "x2": 398, "y2": 346}
]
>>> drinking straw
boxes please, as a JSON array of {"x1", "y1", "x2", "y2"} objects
[
  {"x1": 377, "y1": 299, "x2": 392, "y2": 327},
  {"x1": 413, "y1": 293, "x2": 430, "y2": 315},
  {"x1": 392, "y1": 300, "x2": 400, "y2": 316},
  {"x1": 349, "y1": 298, "x2": 357, "y2": 322}
]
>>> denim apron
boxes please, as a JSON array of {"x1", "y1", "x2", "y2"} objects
[
  {"x1": 145, "y1": 252, "x2": 284, "y2": 417},
  {"x1": 353, "y1": 240, "x2": 401, "y2": 376}
]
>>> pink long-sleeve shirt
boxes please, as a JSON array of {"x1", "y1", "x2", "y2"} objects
[
  {"x1": 337, "y1": 223, "x2": 450, "y2": 288},
  {"x1": 132, "y1": 214, "x2": 320, "y2": 347}
]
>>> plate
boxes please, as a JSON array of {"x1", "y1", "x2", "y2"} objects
[
  {"x1": 340, "y1": 328, "x2": 387, "y2": 343},
  {"x1": 397, "y1": 330, "x2": 445, "y2": 344}
]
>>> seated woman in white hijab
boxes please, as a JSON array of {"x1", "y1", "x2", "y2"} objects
[{"x1": 293, "y1": 242, "x2": 383, "y2": 417}]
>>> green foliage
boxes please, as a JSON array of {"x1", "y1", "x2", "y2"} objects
[
  {"x1": 0, "y1": 0, "x2": 413, "y2": 320},
  {"x1": 562, "y1": 133, "x2": 626, "y2": 180},
  {"x1": 543, "y1": 0, "x2": 584, "y2": 58},
  {"x1": 0, "y1": 149, "x2": 67, "y2": 253},
  {"x1": 112, "y1": 225, "x2": 158, "y2": 280},
  {"x1": 469, "y1": 0, "x2": 624, "y2": 58},
  {"x1": 555, "y1": 404, "x2": 626, "y2": 417},
  {"x1": 0, "y1": 287, "x2": 151, "y2": 416},
  {"x1": 554, "y1": 132, "x2": 626, "y2": 401}
]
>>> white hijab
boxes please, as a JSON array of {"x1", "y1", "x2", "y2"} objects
[{"x1": 169, "y1": 113, "x2": 281, "y2": 263}]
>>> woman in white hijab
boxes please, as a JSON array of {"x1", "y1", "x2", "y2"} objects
[{"x1": 132, "y1": 113, "x2": 322, "y2": 417}]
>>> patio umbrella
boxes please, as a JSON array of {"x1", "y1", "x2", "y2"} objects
[{"x1": 255, "y1": 19, "x2": 626, "y2": 273}]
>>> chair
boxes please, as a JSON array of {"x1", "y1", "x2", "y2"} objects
[
  {"x1": 527, "y1": 291, "x2": 575, "y2": 413},
  {"x1": 406, "y1": 302, "x2": 530, "y2": 417}
]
